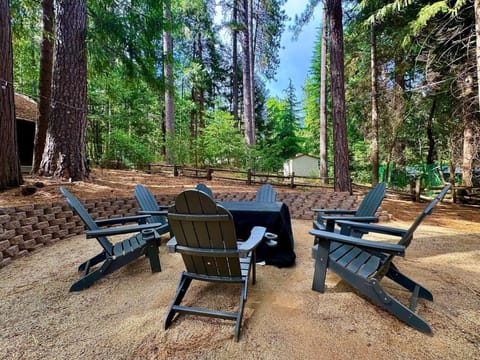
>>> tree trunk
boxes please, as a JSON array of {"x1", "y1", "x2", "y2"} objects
[
  {"x1": 39, "y1": 0, "x2": 88, "y2": 181},
  {"x1": 370, "y1": 23, "x2": 379, "y2": 185},
  {"x1": 33, "y1": 0, "x2": 54, "y2": 174},
  {"x1": 462, "y1": 114, "x2": 475, "y2": 187},
  {"x1": 475, "y1": 0, "x2": 480, "y2": 111},
  {"x1": 163, "y1": 0, "x2": 175, "y2": 163},
  {"x1": 241, "y1": 0, "x2": 254, "y2": 145},
  {"x1": 232, "y1": 0, "x2": 239, "y2": 126},
  {"x1": 319, "y1": 2, "x2": 328, "y2": 185},
  {"x1": 426, "y1": 97, "x2": 437, "y2": 165},
  {"x1": 248, "y1": 0, "x2": 256, "y2": 144},
  {"x1": 327, "y1": 0, "x2": 351, "y2": 193},
  {"x1": 0, "y1": 0, "x2": 23, "y2": 190}
]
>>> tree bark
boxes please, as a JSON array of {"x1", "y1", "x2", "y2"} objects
[
  {"x1": 232, "y1": 0, "x2": 239, "y2": 126},
  {"x1": 248, "y1": 0, "x2": 256, "y2": 144},
  {"x1": 370, "y1": 23, "x2": 379, "y2": 185},
  {"x1": 426, "y1": 97, "x2": 437, "y2": 165},
  {"x1": 39, "y1": 0, "x2": 88, "y2": 181},
  {"x1": 241, "y1": 0, "x2": 254, "y2": 145},
  {"x1": 474, "y1": 0, "x2": 480, "y2": 111},
  {"x1": 319, "y1": 2, "x2": 328, "y2": 185},
  {"x1": 0, "y1": 0, "x2": 23, "y2": 190},
  {"x1": 33, "y1": 0, "x2": 54, "y2": 174},
  {"x1": 462, "y1": 113, "x2": 476, "y2": 187},
  {"x1": 163, "y1": 0, "x2": 175, "y2": 164},
  {"x1": 327, "y1": 0, "x2": 351, "y2": 193}
]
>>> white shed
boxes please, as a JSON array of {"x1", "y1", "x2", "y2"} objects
[{"x1": 283, "y1": 154, "x2": 319, "y2": 177}]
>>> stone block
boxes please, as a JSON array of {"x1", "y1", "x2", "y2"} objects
[
  {"x1": 33, "y1": 221, "x2": 49, "y2": 231},
  {"x1": 4, "y1": 245, "x2": 19, "y2": 257},
  {"x1": 42, "y1": 225, "x2": 59, "y2": 235},
  {"x1": 20, "y1": 217, "x2": 38, "y2": 226},
  {"x1": 49, "y1": 218, "x2": 66, "y2": 226},
  {"x1": 0, "y1": 229, "x2": 15, "y2": 240},
  {"x1": 15, "y1": 249, "x2": 29, "y2": 258},
  {"x1": 5, "y1": 220, "x2": 21, "y2": 230},
  {"x1": 10, "y1": 235, "x2": 24, "y2": 245},
  {"x1": 0, "y1": 257, "x2": 12, "y2": 268},
  {"x1": 23, "y1": 230, "x2": 42, "y2": 240},
  {"x1": 38, "y1": 214, "x2": 55, "y2": 222},
  {"x1": 0, "y1": 215, "x2": 11, "y2": 224},
  {"x1": 0, "y1": 240, "x2": 11, "y2": 252},
  {"x1": 54, "y1": 229, "x2": 69, "y2": 238},
  {"x1": 20, "y1": 239, "x2": 37, "y2": 250},
  {"x1": 15, "y1": 204, "x2": 34, "y2": 212},
  {"x1": 37, "y1": 234, "x2": 53, "y2": 244},
  {"x1": 10, "y1": 212, "x2": 26, "y2": 221}
]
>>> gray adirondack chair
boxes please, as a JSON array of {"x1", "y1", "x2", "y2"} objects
[
  {"x1": 61, "y1": 187, "x2": 168, "y2": 292},
  {"x1": 313, "y1": 182, "x2": 386, "y2": 233},
  {"x1": 134, "y1": 184, "x2": 171, "y2": 234},
  {"x1": 256, "y1": 184, "x2": 276, "y2": 202},
  {"x1": 310, "y1": 184, "x2": 451, "y2": 333},
  {"x1": 165, "y1": 190, "x2": 266, "y2": 341},
  {"x1": 195, "y1": 183, "x2": 214, "y2": 198}
]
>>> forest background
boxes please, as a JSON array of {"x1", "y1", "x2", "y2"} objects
[{"x1": 1, "y1": 0, "x2": 479, "y2": 193}]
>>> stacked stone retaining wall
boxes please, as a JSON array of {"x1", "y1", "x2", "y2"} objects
[{"x1": 0, "y1": 190, "x2": 389, "y2": 269}]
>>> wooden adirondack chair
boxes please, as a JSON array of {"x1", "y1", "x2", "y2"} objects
[
  {"x1": 164, "y1": 190, "x2": 266, "y2": 341},
  {"x1": 256, "y1": 184, "x2": 276, "y2": 202},
  {"x1": 61, "y1": 187, "x2": 168, "y2": 292},
  {"x1": 310, "y1": 184, "x2": 451, "y2": 333},
  {"x1": 313, "y1": 182, "x2": 386, "y2": 233},
  {"x1": 195, "y1": 183, "x2": 214, "y2": 198},
  {"x1": 134, "y1": 184, "x2": 171, "y2": 235}
]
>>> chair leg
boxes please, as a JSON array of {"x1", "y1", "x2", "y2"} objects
[
  {"x1": 312, "y1": 241, "x2": 330, "y2": 292},
  {"x1": 386, "y1": 264, "x2": 433, "y2": 301},
  {"x1": 78, "y1": 251, "x2": 106, "y2": 273},
  {"x1": 70, "y1": 258, "x2": 114, "y2": 292},
  {"x1": 234, "y1": 284, "x2": 247, "y2": 342},
  {"x1": 376, "y1": 288, "x2": 432, "y2": 333},
  {"x1": 145, "y1": 242, "x2": 161, "y2": 273},
  {"x1": 164, "y1": 273, "x2": 193, "y2": 330}
]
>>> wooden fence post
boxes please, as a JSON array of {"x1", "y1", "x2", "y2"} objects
[
  {"x1": 247, "y1": 169, "x2": 252, "y2": 185},
  {"x1": 290, "y1": 172, "x2": 295, "y2": 188},
  {"x1": 174, "y1": 165, "x2": 178, "y2": 176},
  {"x1": 206, "y1": 167, "x2": 213, "y2": 180}
]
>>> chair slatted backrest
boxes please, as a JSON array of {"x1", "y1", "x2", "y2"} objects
[
  {"x1": 60, "y1": 187, "x2": 113, "y2": 254},
  {"x1": 168, "y1": 190, "x2": 242, "y2": 277},
  {"x1": 355, "y1": 182, "x2": 386, "y2": 217},
  {"x1": 134, "y1": 184, "x2": 168, "y2": 225},
  {"x1": 398, "y1": 184, "x2": 451, "y2": 248},
  {"x1": 256, "y1": 184, "x2": 276, "y2": 202},
  {"x1": 195, "y1": 183, "x2": 214, "y2": 198}
]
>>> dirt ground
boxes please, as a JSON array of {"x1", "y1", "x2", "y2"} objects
[{"x1": 1, "y1": 170, "x2": 479, "y2": 359}]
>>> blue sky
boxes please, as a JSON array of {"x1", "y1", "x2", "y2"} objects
[{"x1": 265, "y1": 1, "x2": 323, "y2": 101}]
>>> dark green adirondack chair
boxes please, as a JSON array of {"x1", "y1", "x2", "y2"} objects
[
  {"x1": 310, "y1": 184, "x2": 451, "y2": 333},
  {"x1": 165, "y1": 190, "x2": 266, "y2": 341},
  {"x1": 256, "y1": 184, "x2": 276, "y2": 202},
  {"x1": 313, "y1": 182, "x2": 386, "y2": 233},
  {"x1": 134, "y1": 184, "x2": 171, "y2": 235},
  {"x1": 195, "y1": 183, "x2": 214, "y2": 198},
  {"x1": 61, "y1": 187, "x2": 168, "y2": 292}
]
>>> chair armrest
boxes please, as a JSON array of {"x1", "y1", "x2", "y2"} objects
[
  {"x1": 95, "y1": 214, "x2": 151, "y2": 226},
  {"x1": 322, "y1": 215, "x2": 378, "y2": 223},
  {"x1": 313, "y1": 220, "x2": 326, "y2": 230},
  {"x1": 312, "y1": 209, "x2": 357, "y2": 215},
  {"x1": 335, "y1": 220, "x2": 408, "y2": 237},
  {"x1": 166, "y1": 237, "x2": 178, "y2": 253},
  {"x1": 86, "y1": 222, "x2": 168, "y2": 238},
  {"x1": 138, "y1": 210, "x2": 169, "y2": 216},
  {"x1": 238, "y1": 226, "x2": 267, "y2": 257},
  {"x1": 309, "y1": 229, "x2": 405, "y2": 256}
]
